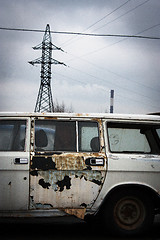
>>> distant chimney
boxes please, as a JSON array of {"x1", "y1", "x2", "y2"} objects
[{"x1": 110, "y1": 90, "x2": 114, "y2": 113}]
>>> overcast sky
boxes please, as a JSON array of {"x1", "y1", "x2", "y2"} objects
[{"x1": 0, "y1": 0, "x2": 160, "y2": 114}]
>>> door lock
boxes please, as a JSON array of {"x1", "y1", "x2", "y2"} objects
[{"x1": 14, "y1": 158, "x2": 28, "y2": 164}]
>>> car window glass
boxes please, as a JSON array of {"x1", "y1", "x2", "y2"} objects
[
  {"x1": 108, "y1": 127, "x2": 151, "y2": 153},
  {"x1": 0, "y1": 120, "x2": 26, "y2": 151},
  {"x1": 156, "y1": 128, "x2": 160, "y2": 140},
  {"x1": 78, "y1": 121, "x2": 100, "y2": 152},
  {"x1": 35, "y1": 120, "x2": 76, "y2": 152},
  {"x1": 107, "y1": 123, "x2": 160, "y2": 154}
]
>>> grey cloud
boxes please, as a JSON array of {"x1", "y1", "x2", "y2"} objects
[{"x1": 0, "y1": 0, "x2": 160, "y2": 113}]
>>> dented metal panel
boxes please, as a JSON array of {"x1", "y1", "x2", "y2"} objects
[
  {"x1": 29, "y1": 117, "x2": 107, "y2": 217},
  {"x1": 30, "y1": 153, "x2": 107, "y2": 211}
]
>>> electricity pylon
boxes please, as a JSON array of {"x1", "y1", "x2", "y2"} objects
[{"x1": 29, "y1": 24, "x2": 66, "y2": 112}]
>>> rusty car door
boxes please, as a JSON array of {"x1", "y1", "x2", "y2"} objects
[
  {"x1": 30, "y1": 117, "x2": 107, "y2": 215},
  {"x1": 0, "y1": 117, "x2": 30, "y2": 211}
]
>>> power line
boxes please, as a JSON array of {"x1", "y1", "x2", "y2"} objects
[
  {"x1": 54, "y1": 32, "x2": 160, "y2": 40},
  {"x1": 63, "y1": 21, "x2": 160, "y2": 96},
  {"x1": 73, "y1": 23, "x2": 160, "y2": 58},
  {"x1": 84, "y1": 0, "x2": 132, "y2": 31},
  {"x1": 1, "y1": 26, "x2": 158, "y2": 101},
  {"x1": 68, "y1": 65, "x2": 159, "y2": 105},
  {"x1": 66, "y1": 51, "x2": 160, "y2": 94},
  {"x1": 0, "y1": 26, "x2": 159, "y2": 40},
  {"x1": 54, "y1": 71, "x2": 158, "y2": 110},
  {"x1": 55, "y1": 0, "x2": 149, "y2": 47},
  {"x1": 93, "y1": 0, "x2": 150, "y2": 32},
  {"x1": 61, "y1": 0, "x2": 132, "y2": 47},
  {"x1": 136, "y1": 23, "x2": 160, "y2": 36}
]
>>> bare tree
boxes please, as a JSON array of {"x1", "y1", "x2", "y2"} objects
[{"x1": 53, "y1": 99, "x2": 74, "y2": 113}]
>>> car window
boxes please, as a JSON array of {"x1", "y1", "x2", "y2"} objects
[
  {"x1": 78, "y1": 121, "x2": 100, "y2": 152},
  {"x1": 0, "y1": 120, "x2": 26, "y2": 151},
  {"x1": 107, "y1": 123, "x2": 160, "y2": 154},
  {"x1": 156, "y1": 128, "x2": 160, "y2": 139},
  {"x1": 35, "y1": 120, "x2": 76, "y2": 152},
  {"x1": 35, "y1": 120, "x2": 100, "y2": 153}
]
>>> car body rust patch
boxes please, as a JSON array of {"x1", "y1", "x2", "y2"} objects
[
  {"x1": 30, "y1": 149, "x2": 107, "y2": 217},
  {"x1": 63, "y1": 208, "x2": 86, "y2": 219},
  {"x1": 30, "y1": 152, "x2": 107, "y2": 171}
]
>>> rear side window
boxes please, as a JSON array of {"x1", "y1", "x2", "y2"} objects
[
  {"x1": 0, "y1": 120, "x2": 26, "y2": 151},
  {"x1": 35, "y1": 120, "x2": 76, "y2": 152},
  {"x1": 107, "y1": 123, "x2": 160, "y2": 154}
]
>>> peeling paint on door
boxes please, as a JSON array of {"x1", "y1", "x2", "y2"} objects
[
  {"x1": 29, "y1": 118, "x2": 107, "y2": 217},
  {"x1": 30, "y1": 168, "x2": 106, "y2": 209}
]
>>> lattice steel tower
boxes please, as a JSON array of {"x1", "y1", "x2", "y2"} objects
[{"x1": 29, "y1": 24, "x2": 66, "y2": 112}]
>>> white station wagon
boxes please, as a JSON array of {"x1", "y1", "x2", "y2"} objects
[{"x1": 0, "y1": 112, "x2": 160, "y2": 235}]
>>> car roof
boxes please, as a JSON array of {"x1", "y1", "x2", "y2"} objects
[{"x1": 0, "y1": 112, "x2": 160, "y2": 122}]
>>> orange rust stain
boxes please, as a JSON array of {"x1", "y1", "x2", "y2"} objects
[
  {"x1": 51, "y1": 152, "x2": 107, "y2": 170},
  {"x1": 53, "y1": 154, "x2": 86, "y2": 170},
  {"x1": 44, "y1": 117, "x2": 58, "y2": 120},
  {"x1": 75, "y1": 113, "x2": 83, "y2": 117},
  {"x1": 92, "y1": 118, "x2": 102, "y2": 123},
  {"x1": 63, "y1": 208, "x2": 86, "y2": 219},
  {"x1": 75, "y1": 113, "x2": 90, "y2": 117}
]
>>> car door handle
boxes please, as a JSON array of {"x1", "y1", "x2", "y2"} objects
[
  {"x1": 14, "y1": 158, "x2": 28, "y2": 164},
  {"x1": 85, "y1": 157, "x2": 104, "y2": 166}
]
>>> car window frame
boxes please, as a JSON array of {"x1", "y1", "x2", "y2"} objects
[
  {"x1": 34, "y1": 119, "x2": 101, "y2": 153},
  {"x1": 106, "y1": 121, "x2": 160, "y2": 154}
]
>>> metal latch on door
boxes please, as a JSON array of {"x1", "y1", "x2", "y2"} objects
[
  {"x1": 14, "y1": 158, "x2": 28, "y2": 164},
  {"x1": 85, "y1": 157, "x2": 104, "y2": 166}
]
